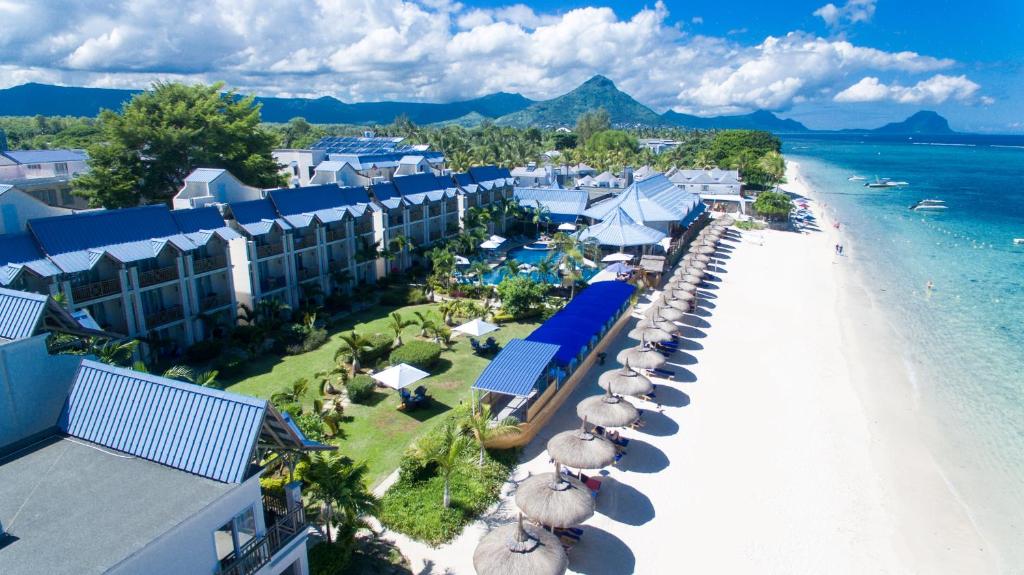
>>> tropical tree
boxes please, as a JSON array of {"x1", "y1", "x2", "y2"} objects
[
  {"x1": 753, "y1": 190, "x2": 794, "y2": 222},
  {"x1": 534, "y1": 254, "x2": 557, "y2": 285},
  {"x1": 73, "y1": 81, "x2": 284, "y2": 207},
  {"x1": 304, "y1": 453, "x2": 379, "y2": 544},
  {"x1": 336, "y1": 332, "x2": 374, "y2": 374},
  {"x1": 271, "y1": 378, "x2": 310, "y2": 409},
  {"x1": 88, "y1": 338, "x2": 139, "y2": 367},
  {"x1": 412, "y1": 311, "x2": 437, "y2": 338},
  {"x1": 758, "y1": 150, "x2": 786, "y2": 191},
  {"x1": 462, "y1": 402, "x2": 522, "y2": 466},
  {"x1": 469, "y1": 261, "x2": 491, "y2": 286},
  {"x1": 410, "y1": 419, "x2": 471, "y2": 508},
  {"x1": 530, "y1": 200, "x2": 551, "y2": 235},
  {"x1": 387, "y1": 311, "x2": 414, "y2": 347},
  {"x1": 503, "y1": 258, "x2": 522, "y2": 279}
]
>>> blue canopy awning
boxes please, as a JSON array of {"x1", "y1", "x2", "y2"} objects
[{"x1": 472, "y1": 339, "x2": 560, "y2": 397}]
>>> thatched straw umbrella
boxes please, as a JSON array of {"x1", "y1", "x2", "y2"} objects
[
  {"x1": 598, "y1": 363, "x2": 654, "y2": 397},
  {"x1": 547, "y1": 419, "x2": 617, "y2": 469},
  {"x1": 664, "y1": 290, "x2": 695, "y2": 310},
  {"x1": 577, "y1": 387, "x2": 639, "y2": 428},
  {"x1": 627, "y1": 325, "x2": 674, "y2": 343},
  {"x1": 473, "y1": 513, "x2": 569, "y2": 575},
  {"x1": 616, "y1": 345, "x2": 667, "y2": 370},
  {"x1": 646, "y1": 305, "x2": 685, "y2": 322},
  {"x1": 691, "y1": 253, "x2": 712, "y2": 263},
  {"x1": 694, "y1": 245, "x2": 716, "y2": 256},
  {"x1": 636, "y1": 317, "x2": 678, "y2": 335},
  {"x1": 686, "y1": 260, "x2": 708, "y2": 271},
  {"x1": 680, "y1": 274, "x2": 702, "y2": 285},
  {"x1": 515, "y1": 463, "x2": 595, "y2": 528},
  {"x1": 671, "y1": 281, "x2": 700, "y2": 294},
  {"x1": 685, "y1": 267, "x2": 706, "y2": 279}
]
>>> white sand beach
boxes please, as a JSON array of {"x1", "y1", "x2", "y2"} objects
[{"x1": 375, "y1": 161, "x2": 996, "y2": 574}]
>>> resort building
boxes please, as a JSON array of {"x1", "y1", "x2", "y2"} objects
[
  {"x1": 0, "y1": 184, "x2": 73, "y2": 234},
  {"x1": 0, "y1": 148, "x2": 90, "y2": 209},
  {"x1": 172, "y1": 168, "x2": 264, "y2": 210},
  {"x1": 511, "y1": 164, "x2": 556, "y2": 187},
  {"x1": 666, "y1": 167, "x2": 743, "y2": 195},
  {"x1": 0, "y1": 205, "x2": 241, "y2": 356},
  {"x1": 273, "y1": 136, "x2": 445, "y2": 188},
  {"x1": 0, "y1": 333, "x2": 330, "y2": 575},
  {"x1": 638, "y1": 138, "x2": 681, "y2": 155},
  {"x1": 583, "y1": 174, "x2": 704, "y2": 237}
]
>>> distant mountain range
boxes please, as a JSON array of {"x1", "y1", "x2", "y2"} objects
[{"x1": 0, "y1": 79, "x2": 957, "y2": 134}]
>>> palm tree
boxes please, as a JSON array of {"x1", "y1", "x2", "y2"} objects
[
  {"x1": 434, "y1": 325, "x2": 455, "y2": 349},
  {"x1": 336, "y1": 332, "x2": 374, "y2": 375},
  {"x1": 534, "y1": 254, "x2": 557, "y2": 285},
  {"x1": 412, "y1": 311, "x2": 436, "y2": 338},
  {"x1": 271, "y1": 378, "x2": 310, "y2": 408},
  {"x1": 389, "y1": 234, "x2": 414, "y2": 268},
  {"x1": 411, "y1": 419, "x2": 471, "y2": 508},
  {"x1": 89, "y1": 338, "x2": 139, "y2": 367},
  {"x1": 531, "y1": 200, "x2": 551, "y2": 235},
  {"x1": 462, "y1": 402, "x2": 521, "y2": 466},
  {"x1": 437, "y1": 300, "x2": 457, "y2": 326},
  {"x1": 304, "y1": 453, "x2": 379, "y2": 544},
  {"x1": 503, "y1": 258, "x2": 521, "y2": 280},
  {"x1": 758, "y1": 150, "x2": 786, "y2": 191},
  {"x1": 469, "y1": 261, "x2": 491, "y2": 286},
  {"x1": 387, "y1": 311, "x2": 413, "y2": 347}
]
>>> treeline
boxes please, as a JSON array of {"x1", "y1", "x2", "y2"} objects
[{"x1": 0, "y1": 82, "x2": 785, "y2": 209}]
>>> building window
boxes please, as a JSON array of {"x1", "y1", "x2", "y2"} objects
[
  {"x1": 54, "y1": 162, "x2": 68, "y2": 175},
  {"x1": 26, "y1": 163, "x2": 41, "y2": 170},
  {"x1": 701, "y1": 185, "x2": 710, "y2": 192},
  {"x1": 214, "y1": 506, "x2": 257, "y2": 564},
  {"x1": 60, "y1": 189, "x2": 76, "y2": 206}
]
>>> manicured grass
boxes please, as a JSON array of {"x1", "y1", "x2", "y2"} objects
[{"x1": 224, "y1": 303, "x2": 539, "y2": 486}]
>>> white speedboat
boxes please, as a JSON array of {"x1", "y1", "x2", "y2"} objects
[
  {"x1": 910, "y1": 199, "x2": 947, "y2": 211},
  {"x1": 1013, "y1": 238, "x2": 1024, "y2": 245},
  {"x1": 866, "y1": 177, "x2": 909, "y2": 188},
  {"x1": 848, "y1": 175, "x2": 867, "y2": 181}
]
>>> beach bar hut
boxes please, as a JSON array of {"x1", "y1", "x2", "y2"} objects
[{"x1": 473, "y1": 339, "x2": 561, "y2": 424}]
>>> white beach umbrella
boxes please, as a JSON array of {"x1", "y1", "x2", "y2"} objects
[
  {"x1": 601, "y1": 252, "x2": 634, "y2": 263},
  {"x1": 453, "y1": 318, "x2": 499, "y2": 337},
  {"x1": 454, "y1": 255, "x2": 471, "y2": 266},
  {"x1": 371, "y1": 363, "x2": 430, "y2": 390},
  {"x1": 557, "y1": 222, "x2": 577, "y2": 232},
  {"x1": 648, "y1": 305, "x2": 685, "y2": 322},
  {"x1": 480, "y1": 240, "x2": 502, "y2": 250},
  {"x1": 489, "y1": 234, "x2": 507, "y2": 244}
]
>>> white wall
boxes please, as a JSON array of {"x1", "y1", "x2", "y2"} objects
[{"x1": 0, "y1": 187, "x2": 72, "y2": 233}]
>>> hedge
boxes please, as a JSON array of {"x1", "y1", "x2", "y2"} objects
[
  {"x1": 388, "y1": 340, "x2": 442, "y2": 370},
  {"x1": 346, "y1": 374, "x2": 376, "y2": 404}
]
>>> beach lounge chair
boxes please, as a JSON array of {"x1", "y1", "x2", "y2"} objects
[
  {"x1": 578, "y1": 473, "x2": 602, "y2": 496},
  {"x1": 647, "y1": 367, "x2": 675, "y2": 379}
]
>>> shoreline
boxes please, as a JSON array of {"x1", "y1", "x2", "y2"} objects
[
  {"x1": 786, "y1": 160, "x2": 997, "y2": 572},
  {"x1": 374, "y1": 164, "x2": 997, "y2": 573}
]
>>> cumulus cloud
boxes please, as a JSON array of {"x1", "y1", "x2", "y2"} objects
[
  {"x1": 0, "y1": 0, "x2": 981, "y2": 115},
  {"x1": 814, "y1": 0, "x2": 877, "y2": 28},
  {"x1": 834, "y1": 75, "x2": 983, "y2": 104}
]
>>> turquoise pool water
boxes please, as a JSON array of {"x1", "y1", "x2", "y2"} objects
[{"x1": 479, "y1": 244, "x2": 599, "y2": 285}]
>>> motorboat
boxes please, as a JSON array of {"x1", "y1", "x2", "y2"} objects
[
  {"x1": 1013, "y1": 238, "x2": 1024, "y2": 245},
  {"x1": 866, "y1": 177, "x2": 909, "y2": 188},
  {"x1": 910, "y1": 199, "x2": 947, "y2": 211},
  {"x1": 848, "y1": 175, "x2": 867, "y2": 181}
]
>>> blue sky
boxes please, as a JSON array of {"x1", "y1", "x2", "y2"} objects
[{"x1": 0, "y1": 0, "x2": 1020, "y2": 132}]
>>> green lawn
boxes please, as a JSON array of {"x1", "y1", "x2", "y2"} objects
[{"x1": 223, "y1": 303, "x2": 539, "y2": 486}]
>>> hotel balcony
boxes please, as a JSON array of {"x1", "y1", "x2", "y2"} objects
[
  {"x1": 71, "y1": 277, "x2": 121, "y2": 303},
  {"x1": 198, "y1": 294, "x2": 232, "y2": 312},
  {"x1": 256, "y1": 243, "x2": 284, "y2": 259},
  {"x1": 145, "y1": 305, "x2": 184, "y2": 328},
  {"x1": 218, "y1": 495, "x2": 307, "y2": 575},
  {"x1": 326, "y1": 228, "x2": 346, "y2": 243},
  {"x1": 138, "y1": 265, "x2": 179, "y2": 288},
  {"x1": 297, "y1": 267, "x2": 320, "y2": 282},
  {"x1": 260, "y1": 276, "x2": 287, "y2": 293},
  {"x1": 293, "y1": 235, "x2": 318, "y2": 250},
  {"x1": 193, "y1": 254, "x2": 228, "y2": 274}
]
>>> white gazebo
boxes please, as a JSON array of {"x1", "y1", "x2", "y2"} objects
[
  {"x1": 372, "y1": 363, "x2": 430, "y2": 390},
  {"x1": 453, "y1": 318, "x2": 500, "y2": 337}
]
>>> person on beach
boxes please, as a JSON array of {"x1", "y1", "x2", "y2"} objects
[{"x1": 926, "y1": 280, "x2": 934, "y2": 292}]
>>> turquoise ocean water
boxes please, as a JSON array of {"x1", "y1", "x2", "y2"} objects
[{"x1": 784, "y1": 134, "x2": 1024, "y2": 570}]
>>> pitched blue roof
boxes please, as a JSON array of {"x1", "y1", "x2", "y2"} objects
[
  {"x1": 472, "y1": 339, "x2": 560, "y2": 397},
  {"x1": 59, "y1": 360, "x2": 267, "y2": 483},
  {"x1": 469, "y1": 165, "x2": 512, "y2": 184},
  {"x1": 29, "y1": 205, "x2": 181, "y2": 256},
  {"x1": 228, "y1": 198, "x2": 291, "y2": 236},
  {"x1": 578, "y1": 207, "x2": 667, "y2": 247},
  {"x1": 0, "y1": 232, "x2": 59, "y2": 284},
  {"x1": 3, "y1": 149, "x2": 87, "y2": 164},
  {"x1": 268, "y1": 185, "x2": 370, "y2": 217},
  {"x1": 370, "y1": 182, "x2": 404, "y2": 209},
  {"x1": 452, "y1": 172, "x2": 474, "y2": 187},
  {"x1": 514, "y1": 188, "x2": 588, "y2": 217},
  {"x1": 0, "y1": 287, "x2": 48, "y2": 341},
  {"x1": 169, "y1": 206, "x2": 229, "y2": 233}
]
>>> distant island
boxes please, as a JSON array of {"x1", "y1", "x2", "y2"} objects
[{"x1": 0, "y1": 78, "x2": 957, "y2": 135}]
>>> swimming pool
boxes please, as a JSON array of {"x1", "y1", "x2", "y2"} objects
[{"x1": 479, "y1": 245, "x2": 599, "y2": 285}]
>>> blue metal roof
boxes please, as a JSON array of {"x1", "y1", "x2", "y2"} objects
[
  {"x1": 369, "y1": 182, "x2": 405, "y2": 209},
  {"x1": 679, "y1": 201, "x2": 706, "y2": 228},
  {"x1": 0, "y1": 287, "x2": 47, "y2": 341},
  {"x1": 29, "y1": 205, "x2": 181, "y2": 256},
  {"x1": 472, "y1": 339, "x2": 560, "y2": 397},
  {"x1": 183, "y1": 168, "x2": 226, "y2": 183},
  {"x1": 514, "y1": 188, "x2": 588, "y2": 217},
  {"x1": 469, "y1": 165, "x2": 512, "y2": 185},
  {"x1": 3, "y1": 149, "x2": 87, "y2": 164},
  {"x1": 59, "y1": 360, "x2": 267, "y2": 483},
  {"x1": 268, "y1": 185, "x2": 370, "y2": 218},
  {"x1": 525, "y1": 281, "x2": 635, "y2": 365},
  {"x1": 0, "y1": 232, "x2": 62, "y2": 284},
  {"x1": 228, "y1": 198, "x2": 291, "y2": 236},
  {"x1": 169, "y1": 206, "x2": 229, "y2": 233},
  {"x1": 452, "y1": 172, "x2": 474, "y2": 187},
  {"x1": 578, "y1": 207, "x2": 667, "y2": 247}
]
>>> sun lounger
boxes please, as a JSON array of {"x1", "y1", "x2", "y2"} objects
[{"x1": 647, "y1": 367, "x2": 675, "y2": 379}]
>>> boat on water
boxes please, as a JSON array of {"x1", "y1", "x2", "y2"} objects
[
  {"x1": 910, "y1": 199, "x2": 948, "y2": 211},
  {"x1": 848, "y1": 175, "x2": 867, "y2": 181},
  {"x1": 866, "y1": 177, "x2": 910, "y2": 188},
  {"x1": 1013, "y1": 238, "x2": 1024, "y2": 245}
]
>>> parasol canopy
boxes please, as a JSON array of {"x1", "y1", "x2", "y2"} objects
[
  {"x1": 616, "y1": 345, "x2": 667, "y2": 370},
  {"x1": 680, "y1": 274, "x2": 702, "y2": 285},
  {"x1": 454, "y1": 318, "x2": 499, "y2": 337},
  {"x1": 547, "y1": 419, "x2": 617, "y2": 469},
  {"x1": 372, "y1": 363, "x2": 430, "y2": 390},
  {"x1": 515, "y1": 464, "x2": 595, "y2": 528},
  {"x1": 577, "y1": 388, "x2": 640, "y2": 428},
  {"x1": 601, "y1": 252, "x2": 635, "y2": 263},
  {"x1": 598, "y1": 363, "x2": 654, "y2": 396},
  {"x1": 627, "y1": 325, "x2": 674, "y2": 343},
  {"x1": 473, "y1": 514, "x2": 569, "y2": 575},
  {"x1": 646, "y1": 305, "x2": 685, "y2": 322},
  {"x1": 664, "y1": 291, "x2": 695, "y2": 310},
  {"x1": 557, "y1": 222, "x2": 577, "y2": 232},
  {"x1": 636, "y1": 317, "x2": 677, "y2": 334}
]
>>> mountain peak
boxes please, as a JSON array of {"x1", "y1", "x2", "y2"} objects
[
  {"x1": 873, "y1": 110, "x2": 954, "y2": 134},
  {"x1": 580, "y1": 75, "x2": 616, "y2": 89}
]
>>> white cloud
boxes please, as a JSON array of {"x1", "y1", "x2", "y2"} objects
[
  {"x1": 814, "y1": 0, "x2": 877, "y2": 28},
  {"x1": 834, "y1": 75, "x2": 983, "y2": 104},
  {"x1": 0, "y1": 0, "x2": 981, "y2": 116},
  {"x1": 691, "y1": 16, "x2": 703, "y2": 25}
]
